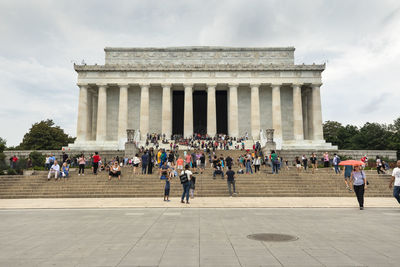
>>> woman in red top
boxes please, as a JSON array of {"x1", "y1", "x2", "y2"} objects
[{"x1": 92, "y1": 152, "x2": 101, "y2": 175}]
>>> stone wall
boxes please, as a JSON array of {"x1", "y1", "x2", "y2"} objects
[
  {"x1": 3, "y1": 150, "x2": 125, "y2": 165},
  {"x1": 104, "y1": 47, "x2": 296, "y2": 66},
  {"x1": 268, "y1": 149, "x2": 397, "y2": 161},
  {"x1": 337, "y1": 150, "x2": 397, "y2": 161}
]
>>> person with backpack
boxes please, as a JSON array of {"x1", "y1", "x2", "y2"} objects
[
  {"x1": 180, "y1": 164, "x2": 192, "y2": 204},
  {"x1": 333, "y1": 154, "x2": 341, "y2": 174}
]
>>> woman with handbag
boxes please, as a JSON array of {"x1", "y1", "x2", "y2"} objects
[{"x1": 350, "y1": 165, "x2": 367, "y2": 210}]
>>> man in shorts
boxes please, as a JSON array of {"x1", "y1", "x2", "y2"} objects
[
  {"x1": 176, "y1": 156, "x2": 184, "y2": 171},
  {"x1": 344, "y1": 165, "x2": 353, "y2": 192},
  {"x1": 310, "y1": 153, "x2": 317, "y2": 174}
]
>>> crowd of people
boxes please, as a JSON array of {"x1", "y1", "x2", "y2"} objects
[
  {"x1": 32, "y1": 148, "x2": 400, "y2": 209},
  {"x1": 140, "y1": 133, "x2": 259, "y2": 151}
]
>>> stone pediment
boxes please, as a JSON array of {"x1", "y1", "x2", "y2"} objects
[
  {"x1": 104, "y1": 46, "x2": 296, "y2": 66},
  {"x1": 75, "y1": 63, "x2": 325, "y2": 72}
]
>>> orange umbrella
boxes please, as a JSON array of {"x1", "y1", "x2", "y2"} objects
[{"x1": 338, "y1": 160, "x2": 365, "y2": 166}]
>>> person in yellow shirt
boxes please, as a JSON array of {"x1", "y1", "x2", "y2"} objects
[{"x1": 157, "y1": 150, "x2": 162, "y2": 166}]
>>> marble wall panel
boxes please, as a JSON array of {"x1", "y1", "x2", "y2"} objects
[
  {"x1": 280, "y1": 86, "x2": 294, "y2": 140},
  {"x1": 149, "y1": 86, "x2": 162, "y2": 133},
  {"x1": 106, "y1": 87, "x2": 119, "y2": 140},
  {"x1": 238, "y1": 86, "x2": 251, "y2": 136},
  {"x1": 259, "y1": 86, "x2": 272, "y2": 130},
  {"x1": 128, "y1": 86, "x2": 141, "y2": 130}
]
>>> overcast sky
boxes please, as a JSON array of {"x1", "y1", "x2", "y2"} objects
[{"x1": 1, "y1": 0, "x2": 399, "y2": 146}]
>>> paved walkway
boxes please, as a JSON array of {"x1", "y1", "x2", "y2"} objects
[
  {"x1": 1, "y1": 207, "x2": 400, "y2": 266},
  {"x1": 0, "y1": 197, "x2": 398, "y2": 209}
]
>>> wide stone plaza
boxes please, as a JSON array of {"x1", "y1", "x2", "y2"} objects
[{"x1": 1, "y1": 207, "x2": 399, "y2": 267}]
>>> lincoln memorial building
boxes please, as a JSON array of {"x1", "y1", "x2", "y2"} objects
[{"x1": 68, "y1": 46, "x2": 335, "y2": 151}]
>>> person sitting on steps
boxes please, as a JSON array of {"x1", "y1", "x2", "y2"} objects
[{"x1": 109, "y1": 161, "x2": 121, "y2": 180}]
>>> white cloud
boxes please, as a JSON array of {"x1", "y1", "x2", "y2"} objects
[{"x1": 0, "y1": 0, "x2": 399, "y2": 145}]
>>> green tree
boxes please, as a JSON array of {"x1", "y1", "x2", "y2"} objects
[
  {"x1": 0, "y1": 138, "x2": 7, "y2": 174},
  {"x1": 18, "y1": 120, "x2": 75, "y2": 150},
  {"x1": 337, "y1": 125, "x2": 359, "y2": 149},
  {"x1": 0, "y1": 137, "x2": 6, "y2": 153},
  {"x1": 29, "y1": 151, "x2": 46, "y2": 168},
  {"x1": 352, "y1": 123, "x2": 390, "y2": 150},
  {"x1": 323, "y1": 121, "x2": 343, "y2": 147}
]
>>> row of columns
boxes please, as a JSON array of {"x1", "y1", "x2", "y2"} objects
[{"x1": 76, "y1": 83, "x2": 324, "y2": 143}]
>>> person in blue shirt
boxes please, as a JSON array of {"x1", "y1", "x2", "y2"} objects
[
  {"x1": 164, "y1": 176, "x2": 171, "y2": 202},
  {"x1": 61, "y1": 162, "x2": 69, "y2": 179},
  {"x1": 344, "y1": 165, "x2": 353, "y2": 192},
  {"x1": 141, "y1": 151, "x2": 149, "y2": 175}
]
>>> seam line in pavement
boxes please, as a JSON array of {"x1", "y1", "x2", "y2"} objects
[
  {"x1": 261, "y1": 241, "x2": 284, "y2": 267},
  {"x1": 219, "y1": 209, "x2": 243, "y2": 267},
  {"x1": 302, "y1": 247, "x2": 327, "y2": 267},
  {"x1": 115, "y1": 207, "x2": 166, "y2": 266},
  {"x1": 157, "y1": 208, "x2": 180, "y2": 266}
]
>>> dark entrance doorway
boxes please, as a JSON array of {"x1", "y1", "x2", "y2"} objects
[
  {"x1": 216, "y1": 90, "x2": 228, "y2": 134},
  {"x1": 172, "y1": 91, "x2": 184, "y2": 136},
  {"x1": 193, "y1": 91, "x2": 207, "y2": 135}
]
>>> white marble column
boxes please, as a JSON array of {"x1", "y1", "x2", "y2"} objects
[
  {"x1": 271, "y1": 84, "x2": 283, "y2": 145},
  {"x1": 76, "y1": 84, "x2": 88, "y2": 141},
  {"x1": 139, "y1": 84, "x2": 150, "y2": 140},
  {"x1": 292, "y1": 84, "x2": 304, "y2": 140},
  {"x1": 207, "y1": 84, "x2": 217, "y2": 137},
  {"x1": 96, "y1": 84, "x2": 107, "y2": 141},
  {"x1": 302, "y1": 90, "x2": 309, "y2": 139},
  {"x1": 184, "y1": 84, "x2": 193, "y2": 138},
  {"x1": 86, "y1": 90, "x2": 93, "y2": 140},
  {"x1": 91, "y1": 94, "x2": 98, "y2": 140},
  {"x1": 228, "y1": 84, "x2": 239, "y2": 137},
  {"x1": 250, "y1": 84, "x2": 260, "y2": 139},
  {"x1": 117, "y1": 84, "x2": 129, "y2": 147},
  {"x1": 307, "y1": 88, "x2": 313, "y2": 140},
  {"x1": 312, "y1": 84, "x2": 324, "y2": 140},
  {"x1": 161, "y1": 84, "x2": 172, "y2": 138}
]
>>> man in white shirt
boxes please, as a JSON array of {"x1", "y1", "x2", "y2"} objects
[
  {"x1": 180, "y1": 164, "x2": 192, "y2": 204},
  {"x1": 48, "y1": 160, "x2": 60, "y2": 180},
  {"x1": 389, "y1": 160, "x2": 400, "y2": 204}
]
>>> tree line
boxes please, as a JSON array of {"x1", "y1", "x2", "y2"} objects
[{"x1": 323, "y1": 117, "x2": 400, "y2": 159}]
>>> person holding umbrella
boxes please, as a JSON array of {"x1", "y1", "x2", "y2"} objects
[{"x1": 339, "y1": 160, "x2": 367, "y2": 210}]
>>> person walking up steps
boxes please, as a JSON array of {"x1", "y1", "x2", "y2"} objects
[
  {"x1": 226, "y1": 166, "x2": 237, "y2": 196},
  {"x1": 344, "y1": 165, "x2": 353, "y2": 192},
  {"x1": 333, "y1": 154, "x2": 341, "y2": 174},
  {"x1": 253, "y1": 155, "x2": 261, "y2": 173},
  {"x1": 190, "y1": 175, "x2": 196, "y2": 199},
  {"x1": 180, "y1": 165, "x2": 192, "y2": 204},
  {"x1": 302, "y1": 155, "x2": 308, "y2": 171},
  {"x1": 389, "y1": 160, "x2": 400, "y2": 205}
]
